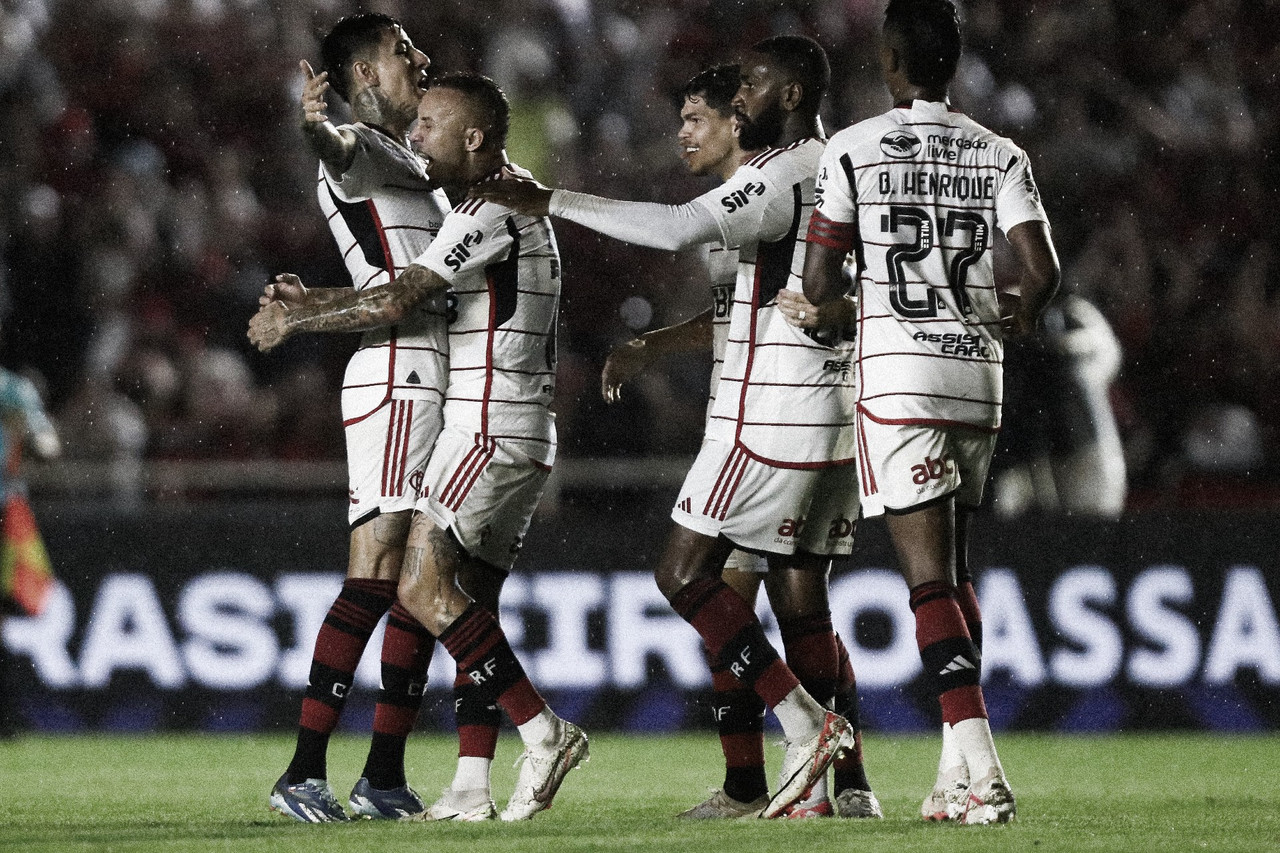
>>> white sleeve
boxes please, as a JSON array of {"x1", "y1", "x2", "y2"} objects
[
  {"x1": 996, "y1": 148, "x2": 1049, "y2": 235},
  {"x1": 549, "y1": 190, "x2": 723, "y2": 251},
  {"x1": 691, "y1": 162, "x2": 791, "y2": 248},
  {"x1": 417, "y1": 205, "x2": 512, "y2": 283},
  {"x1": 322, "y1": 125, "x2": 377, "y2": 200}
]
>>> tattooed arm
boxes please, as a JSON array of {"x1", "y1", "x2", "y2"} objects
[{"x1": 247, "y1": 265, "x2": 445, "y2": 353}]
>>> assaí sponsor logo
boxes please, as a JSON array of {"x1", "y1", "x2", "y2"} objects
[
  {"x1": 720, "y1": 182, "x2": 766, "y2": 212},
  {"x1": 926, "y1": 134, "x2": 989, "y2": 162},
  {"x1": 913, "y1": 330, "x2": 991, "y2": 358},
  {"x1": 823, "y1": 358, "x2": 852, "y2": 378},
  {"x1": 880, "y1": 130, "x2": 921, "y2": 159}
]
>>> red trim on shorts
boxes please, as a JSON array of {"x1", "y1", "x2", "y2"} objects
[
  {"x1": 380, "y1": 399, "x2": 413, "y2": 497},
  {"x1": 856, "y1": 406, "x2": 877, "y2": 497},
  {"x1": 439, "y1": 435, "x2": 496, "y2": 511}
]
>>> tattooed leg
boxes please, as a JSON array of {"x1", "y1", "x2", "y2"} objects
[{"x1": 397, "y1": 511, "x2": 477, "y2": 637}]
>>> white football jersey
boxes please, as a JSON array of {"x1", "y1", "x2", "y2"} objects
[
  {"x1": 319, "y1": 123, "x2": 452, "y2": 423},
  {"x1": 704, "y1": 241, "x2": 737, "y2": 418},
  {"x1": 811, "y1": 100, "x2": 1048, "y2": 430},
  {"x1": 693, "y1": 138, "x2": 857, "y2": 467},
  {"x1": 417, "y1": 165, "x2": 560, "y2": 461}
]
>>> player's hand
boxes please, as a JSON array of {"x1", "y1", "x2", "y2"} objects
[
  {"x1": 468, "y1": 170, "x2": 554, "y2": 216},
  {"x1": 998, "y1": 291, "x2": 1034, "y2": 337},
  {"x1": 260, "y1": 273, "x2": 309, "y2": 307},
  {"x1": 777, "y1": 288, "x2": 854, "y2": 329},
  {"x1": 248, "y1": 300, "x2": 292, "y2": 353},
  {"x1": 601, "y1": 339, "x2": 651, "y2": 403},
  {"x1": 300, "y1": 60, "x2": 330, "y2": 126}
]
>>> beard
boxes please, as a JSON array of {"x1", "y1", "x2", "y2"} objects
[{"x1": 736, "y1": 99, "x2": 787, "y2": 150}]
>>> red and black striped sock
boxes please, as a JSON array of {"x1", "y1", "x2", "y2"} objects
[
  {"x1": 288, "y1": 578, "x2": 396, "y2": 783},
  {"x1": 438, "y1": 604, "x2": 545, "y2": 726},
  {"x1": 361, "y1": 602, "x2": 435, "y2": 790},
  {"x1": 910, "y1": 581, "x2": 987, "y2": 726},
  {"x1": 670, "y1": 577, "x2": 798, "y2": 708},
  {"x1": 454, "y1": 670, "x2": 501, "y2": 760},
  {"x1": 706, "y1": 647, "x2": 767, "y2": 803}
]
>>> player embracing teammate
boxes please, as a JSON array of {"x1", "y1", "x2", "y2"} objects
[
  {"x1": 478, "y1": 35, "x2": 866, "y2": 820},
  {"x1": 256, "y1": 0, "x2": 1058, "y2": 827}
]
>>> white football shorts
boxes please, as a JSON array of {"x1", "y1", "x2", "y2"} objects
[
  {"x1": 672, "y1": 437, "x2": 859, "y2": 557},
  {"x1": 418, "y1": 426, "x2": 553, "y2": 572},
  {"x1": 855, "y1": 411, "x2": 998, "y2": 517},
  {"x1": 723, "y1": 548, "x2": 768, "y2": 573},
  {"x1": 344, "y1": 396, "x2": 443, "y2": 527}
]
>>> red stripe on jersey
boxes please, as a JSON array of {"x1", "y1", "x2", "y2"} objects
[
  {"x1": 856, "y1": 408, "x2": 877, "y2": 497},
  {"x1": 806, "y1": 209, "x2": 856, "y2": 252},
  {"x1": 744, "y1": 138, "x2": 808, "y2": 171}
]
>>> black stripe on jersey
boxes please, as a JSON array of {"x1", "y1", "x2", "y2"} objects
[
  {"x1": 753, "y1": 184, "x2": 803, "y2": 309},
  {"x1": 838, "y1": 153, "x2": 866, "y2": 276},
  {"x1": 486, "y1": 217, "x2": 521, "y2": 328},
  {"x1": 326, "y1": 184, "x2": 391, "y2": 272}
]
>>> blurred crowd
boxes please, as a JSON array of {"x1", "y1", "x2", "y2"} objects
[{"x1": 0, "y1": 0, "x2": 1276, "y2": 510}]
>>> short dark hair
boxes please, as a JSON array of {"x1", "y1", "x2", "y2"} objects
[
  {"x1": 884, "y1": 0, "x2": 962, "y2": 89},
  {"x1": 320, "y1": 12, "x2": 401, "y2": 103},
  {"x1": 677, "y1": 64, "x2": 741, "y2": 118},
  {"x1": 428, "y1": 72, "x2": 511, "y2": 150},
  {"x1": 750, "y1": 35, "x2": 830, "y2": 116}
]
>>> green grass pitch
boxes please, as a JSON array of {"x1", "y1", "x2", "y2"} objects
[{"x1": 1, "y1": 732, "x2": 1277, "y2": 852}]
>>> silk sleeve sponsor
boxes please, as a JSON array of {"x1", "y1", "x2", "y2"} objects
[
  {"x1": 995, "y1": 148, "x2": 1049, "y2": 234},
  {"x1": 692, "y1": 163, "x2": 786, "y2": 250},
  {"x1": 417, "y1": 204, "x2": 514, "y2": 285}
]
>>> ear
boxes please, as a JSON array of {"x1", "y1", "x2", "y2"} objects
[
  {"x1": 464, "y1": 126, "x2": 486, "y2": 153},
  {"x1": 781, "y1": 80, "x2": 804, "y2": 112},
  {"x1": 880, "y1": 39, "x2": 901, "y2": 76},
  {"x1": 352, "y1": 59, "x2": 378, "y2": 89}
]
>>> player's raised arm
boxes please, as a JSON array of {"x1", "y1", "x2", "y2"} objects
[
  {"x1": 1001, "y1": 219, "x2": 1061, "y2": 338},
  {"x1": 298, "y1": 59, "x2": 359, "y2": 176},
  {"x1": 247, "y1": 265, "x2": 447, "y2": 352}
]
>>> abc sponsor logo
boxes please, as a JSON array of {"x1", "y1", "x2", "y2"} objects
[{"x1": 911, "y1": 454, "x2": 954, "y2": 490}]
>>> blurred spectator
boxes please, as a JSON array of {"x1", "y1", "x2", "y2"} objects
[
  {"x1": 0, "y1": 0, "x2": 1275, "y2": 510},
  {"x1": 993, "y1": 294, "x2": 1127, "y2": 519}
]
